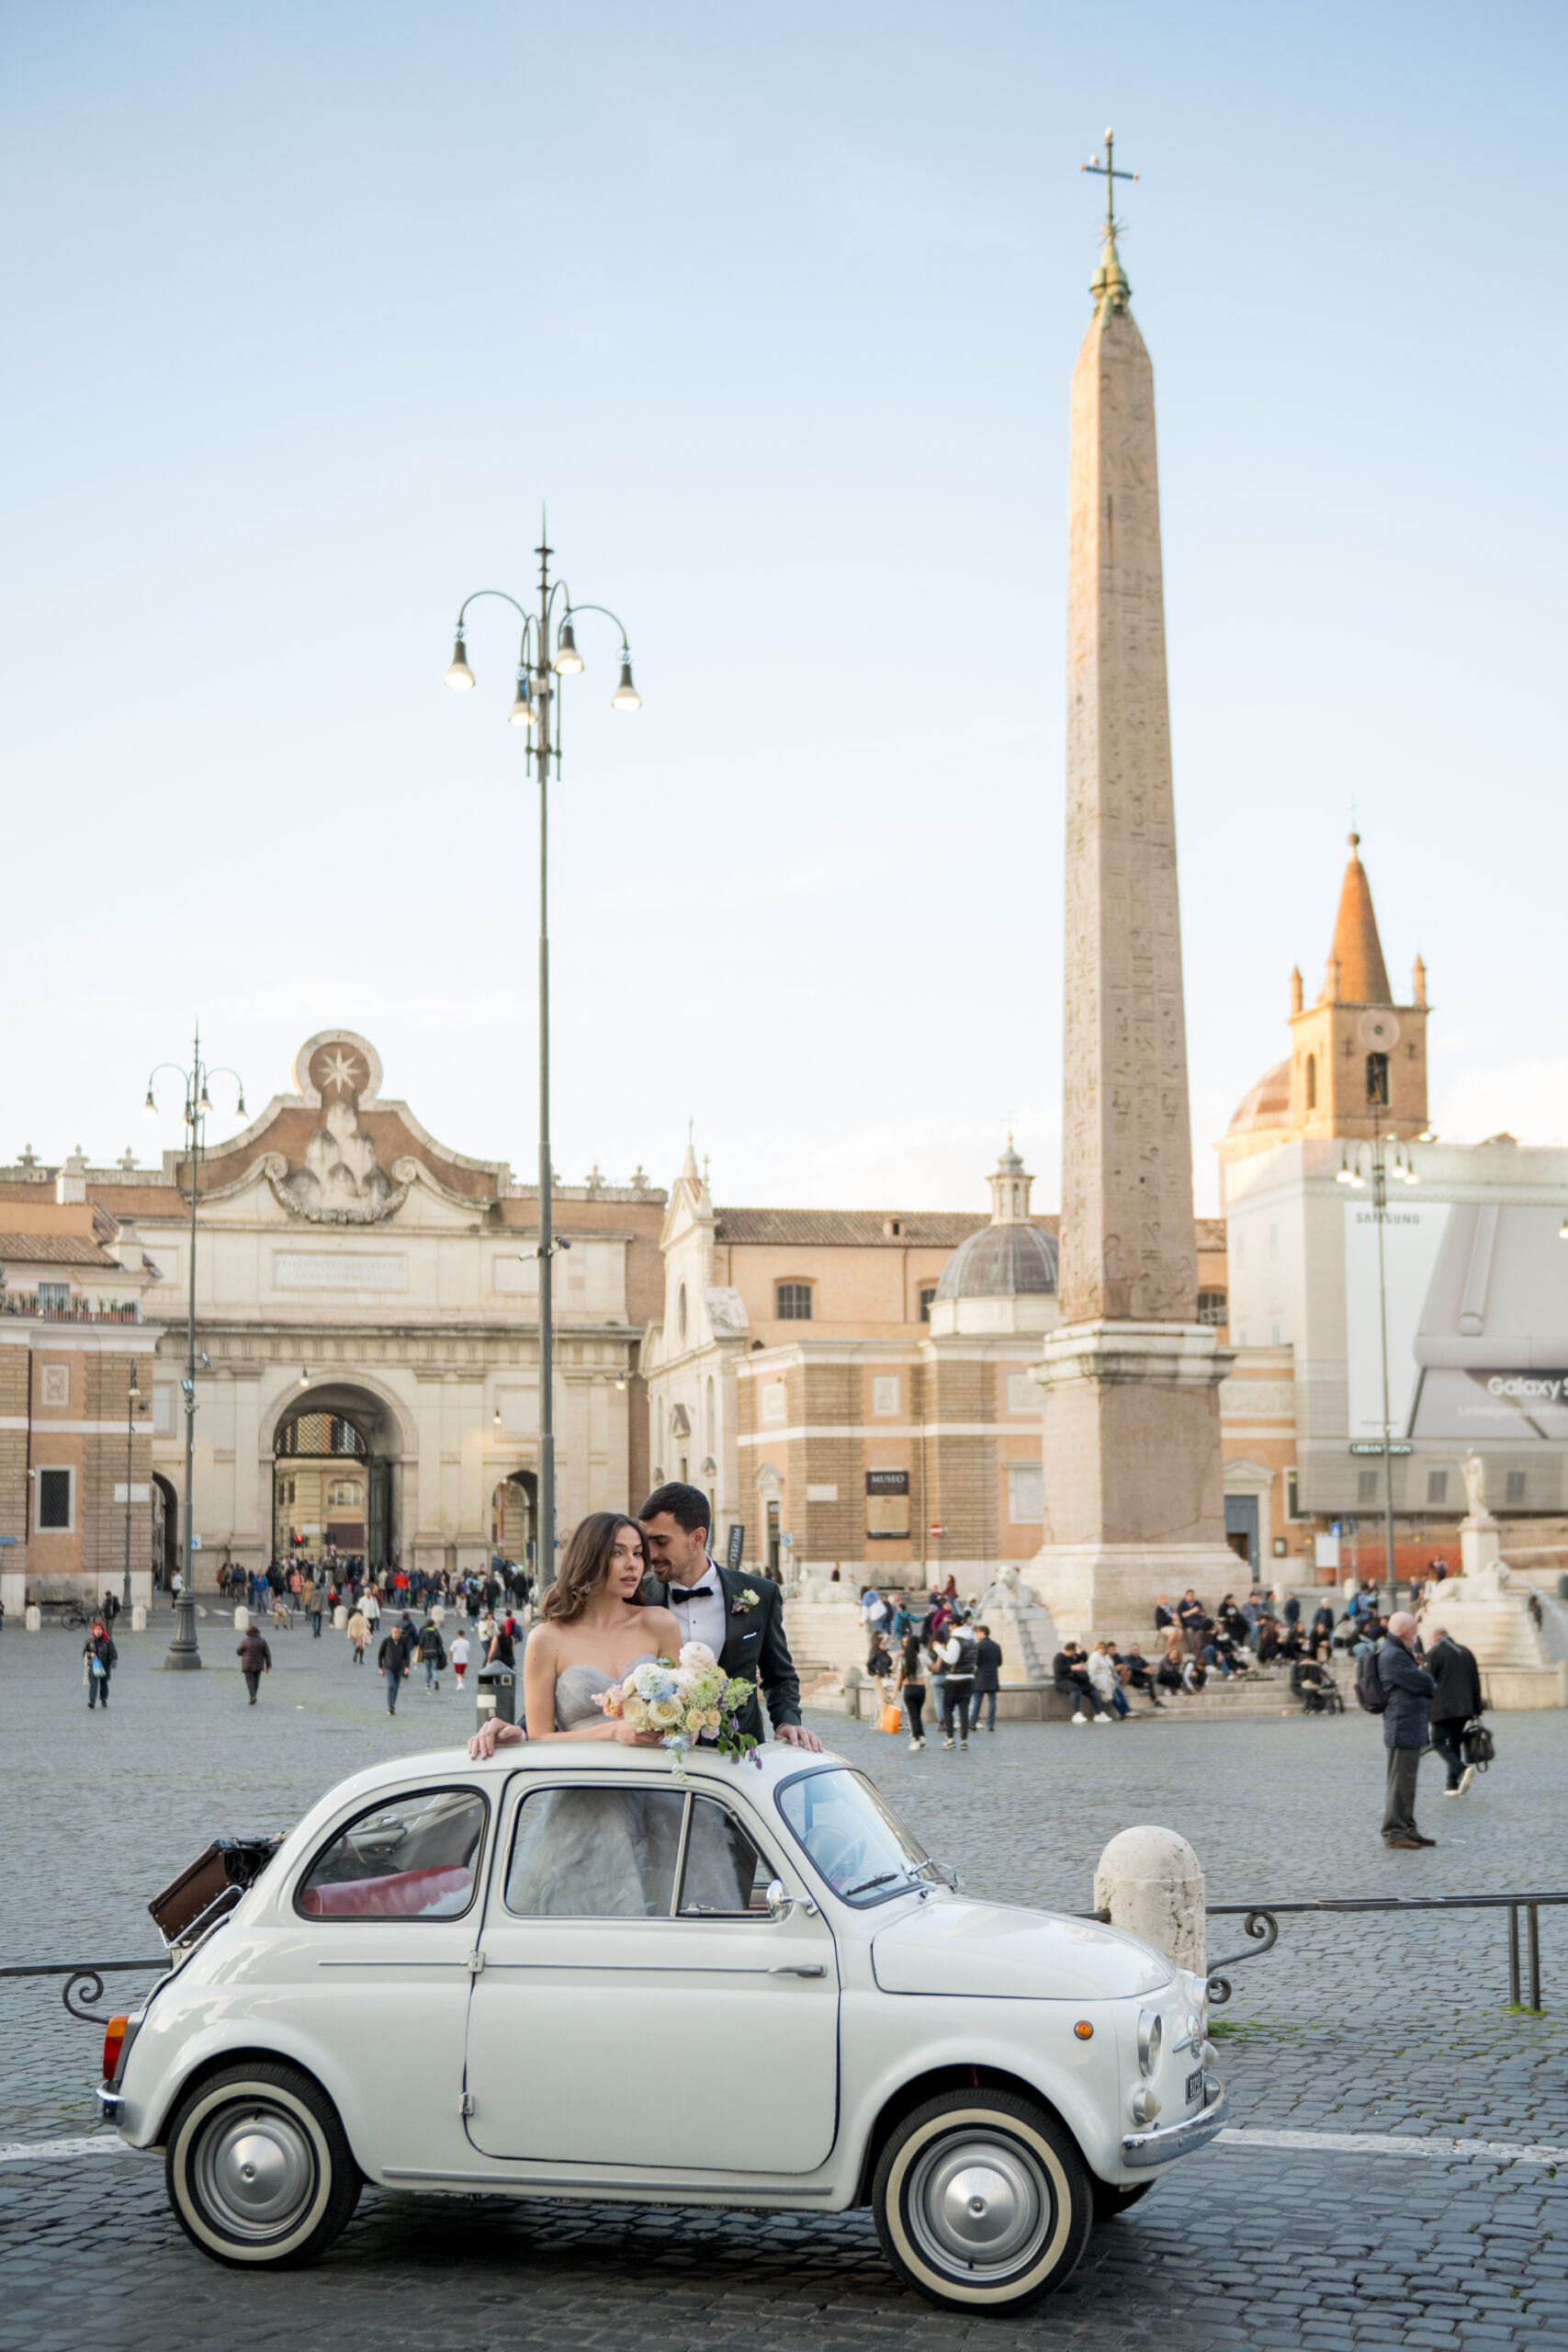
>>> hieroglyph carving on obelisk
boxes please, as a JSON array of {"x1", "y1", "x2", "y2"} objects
[{"x1": 1059, "y1": 132, "x2": 1197, "y2": 1327}]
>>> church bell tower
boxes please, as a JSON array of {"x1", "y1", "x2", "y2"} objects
[{"x1": 1288, "y1": 833, "x2": 1429, "y2": 1141}]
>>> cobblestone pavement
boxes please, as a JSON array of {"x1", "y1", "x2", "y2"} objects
[{"x1": 2, "y1": 1611, "x2": 1565, "y2": 2349}]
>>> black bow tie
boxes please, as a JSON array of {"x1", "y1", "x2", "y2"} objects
[{"x1": 670, "y1": 1585, "x2": 714, "y2": 1601}]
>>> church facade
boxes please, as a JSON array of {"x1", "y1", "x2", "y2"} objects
[
  {"x1": 0, "y1": 1031, "x2": 665, "y2": 1589},
  {"x1": 642, "y1": 1140, "x2": 1231, "y2": 1593}
]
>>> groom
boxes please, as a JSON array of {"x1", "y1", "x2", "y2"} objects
[{"x1": 638, "y1": 1482, "x2": 822, "y2": 1754}]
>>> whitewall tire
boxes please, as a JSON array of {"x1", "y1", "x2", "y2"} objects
[
  {"x1": 164, "y1": 2061, "x2": 360, "y2": 2267},
  {"x1": 872, "y1": 2089, "x2": 1091, "y2": 2311}
]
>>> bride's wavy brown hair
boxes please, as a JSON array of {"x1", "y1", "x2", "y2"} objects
[{"x1": 541, "y1": 1512, "x2": 649, "y2": 1625}]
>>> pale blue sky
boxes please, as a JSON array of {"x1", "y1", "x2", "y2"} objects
[{"x1": 3, "y1": 2, "x2": 1563, "y2": 1216}]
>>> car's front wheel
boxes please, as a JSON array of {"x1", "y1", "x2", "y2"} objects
[
  {"x1": 165, "y1": 2060, "x2": 360, "y2": 2267},
  {"x1": 872, "y1": 2089, "x2": 1091, "y2": 2312}
]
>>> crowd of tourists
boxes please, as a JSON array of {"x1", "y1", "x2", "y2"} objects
[
  {"x1": 224, "y1": 1556, "x2": 537, "y2": 1713},
  {"x1": 1046, "y1": 1580, "x2": 1440, "y2": 1722},
  {"x1": 859, "y1": 1581, "x2": 1002, "y2": 1755},
  {"x1": 217, "y1": 1555, "x2": 533, "y2": 1632}
]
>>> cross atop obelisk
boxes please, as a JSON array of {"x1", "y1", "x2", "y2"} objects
[
  {"x1": 1028, "y1": 133, "x2": 1236, "y2": 1645},
  {"x1": 1080, "y1": 128, "x2": 1137, "y2": 312}
]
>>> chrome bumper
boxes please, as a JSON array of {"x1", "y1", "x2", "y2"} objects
[
  {"x1": 93, "y1": 2087, "x2": 124, "y2": 2125},
  {"x1": 1120, "y1": 2071, "x2": 1227, "y2": 2169}
]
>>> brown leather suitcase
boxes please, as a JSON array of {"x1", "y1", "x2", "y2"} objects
[{"x1": 148, "y1": 1837, "x2": 282, "y2": 1942}]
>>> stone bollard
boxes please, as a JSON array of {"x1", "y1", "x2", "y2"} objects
[
  {"x1": 1094, "y1": 1825, "x2": 1206, "y2": 1974},
  {"x1": 25, "y1": 1605, "x2": 40, "y2": 1632},
  {"x1": 131, "y1": 1606, "x2": 147, "y2": 1632},
  {"x1": 333, "y1": 1604, "x2": 347, "y2": 1630},
  {"x1": 234, "y1": 1605, "x2": 250, "y2": 1632}
]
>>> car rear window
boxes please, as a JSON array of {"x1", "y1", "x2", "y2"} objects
[{"x1": 297, "y1": 1787, "x2": 488, "y2": 1920}]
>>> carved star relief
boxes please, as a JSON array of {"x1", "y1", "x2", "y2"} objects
[{"x1": 317, "y1": 1048, "x2": 364, "y2": 1099}]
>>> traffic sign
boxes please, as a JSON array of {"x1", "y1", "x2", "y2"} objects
[
  {"x1": 929, "y1": 1524, "x2": 945, "y2": 1537},
  {"x1": 1349, "y1": 1442, "x2": 1412, "y2": 1456}
]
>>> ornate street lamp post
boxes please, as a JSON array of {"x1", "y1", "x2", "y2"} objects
[
  {"x1": 1337, "y1": 1130, "x2": 1421, "y2": 1611},
  {"x1": 144, "y1": 1028, "x2": 246, "y2": 1667},
  {"x1": 444, "y1": 526, "x2": 640, "y2": 1590},
  {"x1": 122, "y1": 1359, "x2": 142, "y2": 1616}
]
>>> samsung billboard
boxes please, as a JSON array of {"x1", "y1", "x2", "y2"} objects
[{"x1": 1346, "y1": 1201, "x2": 1568, "y2": 1443}]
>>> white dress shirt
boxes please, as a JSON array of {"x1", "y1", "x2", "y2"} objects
[{"x1": 662, "y1": 1556, "x2": 728, "y2": 1666}]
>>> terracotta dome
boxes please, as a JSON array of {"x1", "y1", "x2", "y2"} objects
[
  {"x1": 934, "y1": 1222, "x2": 1057, "y2": 1301},
  {"x1": 1227, "y1": 1058, "x2": 1291, "y2": 1137}
]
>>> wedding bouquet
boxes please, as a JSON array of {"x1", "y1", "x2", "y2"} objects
[{"x1": 595, "y1": 1642, "x2": 759, "y2": 1773}]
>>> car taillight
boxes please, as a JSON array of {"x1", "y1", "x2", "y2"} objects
[{"x1": 102, "y1": 2016, "x2": 129, "y2": 2084}]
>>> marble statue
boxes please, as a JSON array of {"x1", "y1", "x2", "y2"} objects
[{"x1": 1460, "y1": 1452, "x2": 1492, "y2": 1523}]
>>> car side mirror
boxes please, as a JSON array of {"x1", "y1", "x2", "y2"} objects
[
  {"x1": 929, "y1": 1860, "x2": 961, "y2": 1892},
  {"x1": 765, "y1": 1879, "x2": 795, "y2": 1921}
]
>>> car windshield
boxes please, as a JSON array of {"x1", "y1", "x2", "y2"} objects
[{"x1": 777, "y1": 1768, "x2": 931, "y2": 1905}]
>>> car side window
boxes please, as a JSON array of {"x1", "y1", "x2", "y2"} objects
[
  {"x1": 297, "y1": 1787, "x2": 488, "y2": 1920},
  {"x1": 505, "y1": 1785, "x2": 686, "y2": 1917},
  {"x1": 678, "y1": 1797, "x2": 774, "y2": 1917}
]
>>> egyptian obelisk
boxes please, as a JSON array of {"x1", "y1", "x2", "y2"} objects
[{"x1": 1032, "y1": 133, "x2": 1238, "y2": 1640}]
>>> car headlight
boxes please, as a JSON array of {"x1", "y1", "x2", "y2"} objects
[{"x1": 1136, "y1": 2007, "x2": 1162, "y2": 2077}]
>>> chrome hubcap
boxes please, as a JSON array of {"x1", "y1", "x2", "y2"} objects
[
  {"x1": 194, "y1": 2103, "x2": 316, "y2": 2242},
  {"x1": 907, "y1": 2133, "x2": 1050, "y2": 2277}
]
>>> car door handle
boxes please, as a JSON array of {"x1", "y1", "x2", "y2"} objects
[{"x1": 768, "y1": 1963, "x2": 827, "y2": 1977}]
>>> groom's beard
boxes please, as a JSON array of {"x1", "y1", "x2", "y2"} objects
[{"x1": 660, "y1": 1551, "x2": 713, "y2": 1590}]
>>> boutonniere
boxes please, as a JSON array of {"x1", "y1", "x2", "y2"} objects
[{"x1": 732, "y1": 1588, "x2": 761, "y2": 1613}]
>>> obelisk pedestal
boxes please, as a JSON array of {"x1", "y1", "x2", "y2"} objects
[{"x1": 1031, "y1": 156, "x2": 1240, "y2": 1645}]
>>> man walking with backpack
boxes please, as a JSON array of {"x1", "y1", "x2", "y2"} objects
[
  {"x1": 1358, "y1": 1611, "x2": 1437, "y2": 1849},
  {"x1": 416, "y1": 1614, "x2": 447, "y2": 1693},
  {"x1": 935, "y1": 1616, "x2": 978, "y2": 1750}
]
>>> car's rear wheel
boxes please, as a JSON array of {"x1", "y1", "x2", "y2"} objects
[
  {"x1": 872, "y1": 2089, "x2": 1091, "y2": 2312},
  {"x1": 1092, "y1": 2176, "x2": 1156, "y2": 2223},
  {"x1": 165, "y1": 2060, "x2": 360, "y2": 2267}
]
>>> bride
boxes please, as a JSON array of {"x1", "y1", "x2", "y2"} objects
[
  {"x1": 468, "y1": 1512, "x2": 677, "y2": 1753},
  {"x1": 468, "y1": 1513, "x2": 749, "y2": 1917}
]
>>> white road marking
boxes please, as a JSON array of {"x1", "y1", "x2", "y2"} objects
[
  {"x1": 1216, "y1": 2126, "x2": 1567, "y2": 2165},
  {"x1": 0, "y1": 2134, "x2": 134, "y2": 2166}
]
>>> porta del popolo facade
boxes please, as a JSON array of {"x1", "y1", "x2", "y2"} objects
[{"x1": 0, "y1": 1032, "x2": 665, "y2": 1590}]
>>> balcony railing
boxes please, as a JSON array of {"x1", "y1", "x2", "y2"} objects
[{"x1": 0, "y1": 1295, "x2": 141, "y2": 1324}]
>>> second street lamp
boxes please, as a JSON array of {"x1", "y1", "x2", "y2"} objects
[
  {"x1": 122, "y1": 1359, "x2": 144, "y2": 1616},
  {"x1": 145, "y1": 1027, "x2": 246, "y2": 1667},
  {"x1": 445, "y1": 524, "x2": 641, "y2": 1589},
  {"x1": 1337, "y1": 1128, "x2": 1420, "y2": 1611}
]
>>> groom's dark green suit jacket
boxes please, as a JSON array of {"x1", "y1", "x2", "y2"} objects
[{"x1": 640, "y1": 1564, "x2": 802, "y2": 1745}]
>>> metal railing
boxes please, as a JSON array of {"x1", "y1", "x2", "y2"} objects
[
  {"x1": 14, "y1": 1894, "x2": 1566, "y2": 2028},
  {"x1": 0, "y1": 1958, "x2": 168, "y2": 2021},
  {"x1": 1205, "y1": 1893, "x2": 1567, "y2": 2013}
]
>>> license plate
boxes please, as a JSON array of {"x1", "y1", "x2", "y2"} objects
[{"x1": 1185, "y1": 2067, "x2": 1204, "y2": 2105}]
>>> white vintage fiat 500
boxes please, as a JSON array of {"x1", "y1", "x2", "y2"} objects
[{"x1": 99, "y1": 1739, "x2": 1224, "y2": 2312}]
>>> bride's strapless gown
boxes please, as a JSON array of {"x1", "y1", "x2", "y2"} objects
[{"x1": 504, "y1": 1656, "x2": 750, "y2": 1917}]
